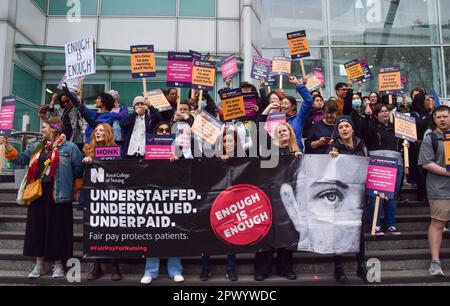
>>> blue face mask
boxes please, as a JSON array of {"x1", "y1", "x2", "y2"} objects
[{"x1": 352, "y1": 99, "x2": 362, "y2": 109}]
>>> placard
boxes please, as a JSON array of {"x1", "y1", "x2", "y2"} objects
[
  {"x1": 305, "y1": 72, "x2": 322, "y2": 91},
  {"x1": 94, "y1": 146, "x2": 121, "y2": 161},
  {"x1": 401, "y1": 76, "x2": 408, "y2": 95},
  {"x1": 146, "y1": 89, "x2": 172, "y2": 112},
  {"x1": 145, "y1": 135, "x2": 175, "y2": 160},
  {"x1": 360, "y1": 59, "x2": 374, "y2": 83},
  {"x1": 220, "y1": 89, "x2": 246, "y2": 121},
  {"x1": 251, "y1": 56, "x2": 272, "y2": 82},
  {"x1": 191, "y1": 111, "x2": 223, "y2": 145},
  {"x1": 130, "y1": 45, "x2": 156, "y2": 79},
  {"x1": 444, "y1": 131, "x2": 450, "y2": 172},
  {"x1": 395, "y1": 113, "x2": 418, "y2": 142},
  {"x1": 344, "y1": 59, "x2": 365, "y2": 82},
  {"x1": 221, "y1": 54, "x2": 239, "y2": 80},
  {"x1": 57, "y1": 73, "x2": 85, "y2": 92},
  {"x1": 264, "y1": 112, "x2": 286, "y2": 138},
  {"x1": 167, "y1": 52, "x2": 193, "y2": 88},
  {"x1": 243, "y1": 92, "x2": 258, "y2": 119},
  {"x1": 271, "y1": 57, "x2": 291, "y2": 76},
  {"x1": 379, "y1": 65, "x2": 402, "y2": 96},
  {"x1": 192, "y1": 60, "x2": 216, "y2": 91},
  {"x1": 286, "y1": 30, "x2": 311, "y2": 60},
  {"x1": 0, "y1": 96, "x2": 15, "y2": 136},
  {"x1": 312, "y1": 68, "x2": 325, "y2": 87},
  {"x1": 366, "y1": 156, "x2": 398, "y2": 199},
  {"x1": 65, "y1": 37, "x2": 96, "y2": 79}
]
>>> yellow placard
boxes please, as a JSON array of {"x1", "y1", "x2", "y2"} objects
[
  {"x1": 288, "y1": 36, "x2": 310, "y2": 58},
  {"x1": 395, "y1": 113, "x2": 418, "y2": 142},
  {"x1": 192, "y1": 66, "x2": 215, "y2": 88},
  {"x1": 379, "y1": 71, "x2": 401, "y2": 92},
  {"x1": 222, "y1": 96, "x2": 246, "y2": 121},
  {"x1": 272, "y1": 59, "x2": 291, "y2": 75},
  {"x1": 445, "y1": 132, "x2": 450, "y2": 171},
  {"x1": 345, "y1": 63, "x2": 364, "y2": 81},
  {"x1": 131, "y1": 52, "x2": 155, "y2": 75},
  {"x1": 306, "y1": 75, "x2": 322, "y2": 91}
]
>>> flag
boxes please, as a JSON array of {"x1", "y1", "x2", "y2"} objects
[{"x1": 432, "y1": 89, "x2": 441, "y2": 107}]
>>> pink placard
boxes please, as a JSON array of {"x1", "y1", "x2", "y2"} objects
[
  {"x1": 221, "y1": 55, "x2": 239, "y2": 80},
  {"x1": 366, "y1": 165, "x2": 397, "y2": 196},
  {"x1": 145, "y1": 145, "x2": 175, "y2": 160},
  {"x1": 0, "y1": 96, "x2": 15, "y2": 136}
]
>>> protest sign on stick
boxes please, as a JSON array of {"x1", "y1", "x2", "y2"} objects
[
  {"x1": 287, "y1": 30, "x2": 310, "y2": 77},
  {"x1": 65, "y1": 37, "x2": 96, "y2": 80}
]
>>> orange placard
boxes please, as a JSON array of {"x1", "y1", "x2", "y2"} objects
[
  {"x1": 287, "y1": 30, "x2": 310, "y2": 60},
  {"x1": 344, "y1": 59, "x2": 365, "y2": 81},
  {"x1": 191, "y1": 111, "x2": 223, "y2": 145},
  {"x1": 130, "y1": 45, "x2": 156, "y2": 78},
  {"x1": 192, "y1": 61, "x2": 216, "y2": 91},
  {"x1": 379, "y1": 65, "x2": 402, "y2": 94},
  {"x1": 272, "y1": 57, "x2": 291, "y2": 76},
  {"x1": 222, "y1": 96, "x2": 245, "y2": 121},
  {"x1": 445, "y1": 132, "x2": 450, "y2": 171}
]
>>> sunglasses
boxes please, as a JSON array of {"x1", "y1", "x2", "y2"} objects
[{"x1": 157, "y1": 128, "x2": 171, "y2": 133}]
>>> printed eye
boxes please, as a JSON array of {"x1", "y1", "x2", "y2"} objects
[{"x1": 314, "y1": 189, "x2": 344, "y2": 206}]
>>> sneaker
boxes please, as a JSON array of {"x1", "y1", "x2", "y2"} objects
[
  {"x1": 429, "y1": 260, "x2": 445, "y2": 277},
  {"x1": 28, "y1": 264, "x2": 46, "y2": 279},
  {"x1": 51, "y1": 264, "x2": 65, "y2": 278},
  {"x1": 226, "y1": 270, "x2": 238, "y2": 282},
  {"x1": 375, "y1": 226, "x2": 384, "y2": 236},
  {"x1": 397, "y1": 196, "x2": 409, "y2": 205},
  {"x1": 200, "y1": 269, "x2": 211, "y2": 281},
  {"x1": 140, "y1": 276, "x2": 152, "y2": 284},
  {"x1": 173, "y1": 275, "x2": 184, "y2": 283},
  {"x1": 387, "y1": 226, "x2": 401, "y2": 235}
]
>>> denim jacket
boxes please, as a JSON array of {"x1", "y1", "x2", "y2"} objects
[{"x1": 10, "y1": 140, "x2": 84, "y2": 203}]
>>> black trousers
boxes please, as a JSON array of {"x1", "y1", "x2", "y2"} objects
[{"x1": 254, "y1": 248, "x2": 293, "y2": 276}]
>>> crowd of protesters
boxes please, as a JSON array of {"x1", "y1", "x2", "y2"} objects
[{"x1": 0, "y1": 74, "x2": 449, "y2": 284}]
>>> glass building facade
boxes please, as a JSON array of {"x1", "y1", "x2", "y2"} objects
[{"x1": 0, "y1": 0, "x2": 448, "y2": 134}]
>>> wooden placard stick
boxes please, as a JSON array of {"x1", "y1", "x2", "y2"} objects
[
  {"x1": 371, "y1": 196, "x2": 381, "y2": 235},
  {"x1": 403, "y1": 139, "x2": 410, "y2": 175},
  {"x1": 300, "y1": 58, "x2": 306, "y2": 77},
  {"x1": 177, "y1": 88, "x2": 181, "y2": 112}
]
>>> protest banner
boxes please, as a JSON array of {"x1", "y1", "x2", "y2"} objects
[
  {"x1": 94, "y1": 146, "x2": 122, "y2": 161},
  {"x1": 65, "y1": 37, "x2": 96, "y2": 79},
  {"x1": 366, "y1": 155, "x2": 398, "y2": 235},
  {"x1": 379, "y1": 65, "x2": 402, "y2": 96},
  {"x1": 286, "y1": 30, "x2": 310, "y2": 76},
  {"x1": 251, "y1": 56, "x2": 272, "y2": 82},
  {"x1": 146, "y1": 89, "x2": 172, "y2": 112},
  {"x1": 395, "y1": 113, "x2": 418, "y2": 143},
  {"x1": 220, "y1": 88, "x2": 246, "y2": 121},
  {"x1": 312, "y1": 68, "x2": 325, "y2": 87},
  {"x1": 192, "y1": 60, "x2": 216, "y2": 91},
  {"x1": 221, "y1": 54, "x2": 239, "y2": 80},
  {"x1": 264, "y1": 112, "x2": 286, "y2": 138},
  {"x1": 243, "y1": 92, "x2": 258, "y2": 120},
  {"x1": 145, "y1": 134, "x2": 175, "y2": 160},
  {"x1": 444, "y1": 131, "x2": 450, "y2": 172},
  {"x1": 82, "y1": 155, "x2": 368, "y2": 257},
  {"x1": 344, "y1": 59, "x2": 365, "y2": 82},
  {"x1": 0, "y1": 96, "x2": 16, "y2": 137},
  {"x1": 57, "y1": 73, "x2": 84, "y2": 92},
  {"x1": 360, "y1": 59, "x2": 374, "y2": 83},
  {"x1": 191, "y1": 111, "x2": 223, "y2": 145}
]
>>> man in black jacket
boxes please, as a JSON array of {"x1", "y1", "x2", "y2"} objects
[{"x1": 120, "y1": 96, "x2": 162, "y2": 159}]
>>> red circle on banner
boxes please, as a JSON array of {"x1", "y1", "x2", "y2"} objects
[{"x1": 210, "y1": 184, "x2": 272, "y2": 246}]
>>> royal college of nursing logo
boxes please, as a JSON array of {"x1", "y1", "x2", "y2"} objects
[{"x1": 90, "y1": 167, "x2": 105, "y2": 183}]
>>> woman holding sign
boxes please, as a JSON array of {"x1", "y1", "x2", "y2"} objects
[
  {"x1": 254, "y1": 122, "x2": 301, "y2": 282},
  {"x1": 364, "y1": 104, "x2": 406, "y2": 235},
  {"x1": 0, "y1": 117, "x2": 83, "y2": 279},
  {"x1": 328, "y1": 116, "x2": 369, "y2": 283}
]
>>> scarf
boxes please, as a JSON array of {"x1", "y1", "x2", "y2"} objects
[
  {"x1": 286, "y1": 110, "x2": 297, "y2": 120},
  {"x1": 26, "y1": 134, "x2": 66, "y2": 184}
]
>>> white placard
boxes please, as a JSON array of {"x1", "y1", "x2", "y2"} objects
[{"x1": 65, "y1": 37, "x2": 96, "y2": 80}]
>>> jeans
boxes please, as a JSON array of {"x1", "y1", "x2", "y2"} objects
[
  {"x1": 201, "y1": 254, "x2": 236, "y2": 272},
  {"x1": 368, "y1": 164, "x2": 404, "y2": 228},
  {"x1": 144, "y1": 257, "x2": 183, "y2": 278}
]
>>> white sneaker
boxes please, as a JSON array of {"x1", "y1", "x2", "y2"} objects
[
  {"x1": 51, "y1": 264, "x2": 65, "y2": 278},
  {"x1": 429, "y1": 261, "x2": 445, "y2": 277},
  {"x1": 140, "y1": 276, "x2": 152, "y2": 284},
  {"x1": 173, "y1": 275, "x2": 185, "y2": 283},
  {"x1": 28, "y1": 264, "x2": 46, "y2": 279}
]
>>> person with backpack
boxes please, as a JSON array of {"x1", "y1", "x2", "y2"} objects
[{"x1": 418, "y1": 105, "x2": 450, "y2": 277}]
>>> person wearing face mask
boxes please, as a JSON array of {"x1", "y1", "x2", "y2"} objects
[
  {"x1": 343, "y1": 80, "x2": 365, "y2": 139},
  {"x1": 363, "y1": 104, "x2": 407, "y2": 236},
  {"x1": 328, "y1": 116, "x2": 369, "y2": 283},
  {"x1": 120, "y1": 96, "x2": 163, "y2": 159},
  {"x1": 305, "y1": 101, "x2": 339, "y2": 154}
]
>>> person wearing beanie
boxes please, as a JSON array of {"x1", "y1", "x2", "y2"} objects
[
  {"x1": 328, "y1": 115, "x2": 369, "y2": 283},
  {"x1": 120, "y1": 96, "x2": 163, "y2": 159},
  {"x1": 63, "y1": 84, "x2": 123, "y2": 144},
  {"x1": 108, "y1": 89, "x2": 129, "y2": 145}
]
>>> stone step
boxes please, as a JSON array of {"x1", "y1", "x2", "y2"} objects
[
  {"x1": 0, "y1": 248, "x2": 449, "y2": 274},
  {"x1": 0, "y1": 269, "x2": 448, "y2": 286},
  {"x1": 0, "y1": 215, "x2": 83, "y2": 232},
  {"x1": 0, "y1": 201, "x2": 83, "y2": 216}
]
